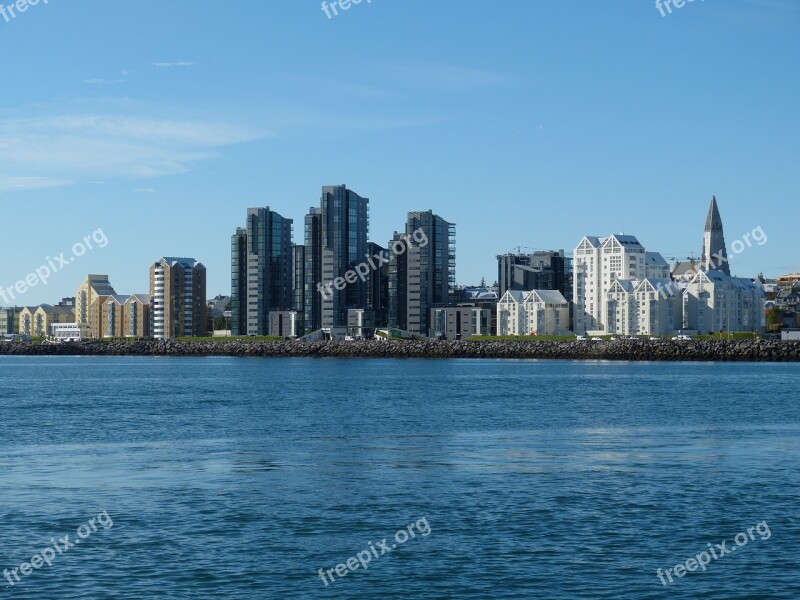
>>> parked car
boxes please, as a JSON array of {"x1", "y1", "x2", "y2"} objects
[
  {"x1": 576, "y1": 335, "x2": 587, "y2": 341},
  {"x1": 672, "y1": 335, "x2": 692, "y2": 341}
]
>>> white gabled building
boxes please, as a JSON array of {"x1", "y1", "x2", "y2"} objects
[
  {"x1": 605, "y1": 278, "x2": 682, "y2": 336},
  {"x1": 683, "y1": 270, "x2": 763, "y2": 334},
  {"x1": 645, "y1": 252, "x2": 670, "y2": 279},
  {"x1": 573, "y1": 234, "x2": 666, "y2": 335},
  {"x1": 497, "y1": 289, "x2": 569, "y2": 336}
]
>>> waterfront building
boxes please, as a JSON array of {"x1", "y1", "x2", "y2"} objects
[
  {"x1": 150, "y1": 257, "x2": 207, "y2": 339},
  {"x1": 367, "y1": 242, "x2": 389, "y2": 327},
  {"x1": 431, "y1": 305, "x2": 493, "y2": 340},
  {"x1": 497, "y1": 289, "x2": 570, "y2": 337},
  {"x1": 605, "y1": 278, "x2": 682, "y2": 336},
  {"x1": 268, "y1": 310, "x2": 300, "y2": 338},
  {"x1": 683, "y1": 270, "x2": 763, "y2": 334},
  {"x1": 90, "y1": 294, "x2": 151, "y2": 339},
  {"x1": 231, "y1": 207, "x2": 294, "y2": 336},
  {"x1": 292, "y1": 244, "x2": 306, "y2": 335},
  {"x1": 75, "y1": 275, "x2": 116, "y2": 336},
  {"x1": 388, "y1": 210, "x2": 456, "y2": 336},
  {"x1": 573, "y1": 234, "x2": 654, "y2": 334},
  {"x1": 303, "y1": 185, "x2": 370, "y2": 332},
  {"x1": 0, "y1": 307, "x2": 20, "y2": 335},
  {"x1": 19, "y1": 304, "x2": 75, "y2": 337},
  {"x1": 497, "y1": 250, "x2": 569, "y2": 298}
]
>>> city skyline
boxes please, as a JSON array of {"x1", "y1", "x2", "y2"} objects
[
  {"x1": 1, "y1": 1, "x2": 796, "y2": 304},
  {"x1": 0, "y1": 186, "x2": 777, "y2": 308}
]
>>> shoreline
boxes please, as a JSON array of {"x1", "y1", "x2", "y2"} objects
[{"x1": 1, "y1": 339, "x2": 799, "y2": 362}]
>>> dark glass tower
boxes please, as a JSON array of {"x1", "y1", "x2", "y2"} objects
[
  {"x1": 389, "y1": 211, "x2": 456, "y2": 336},
  {"x1": 304, "y1": 185, "x2": 370, "y2": 331},
  {"x1": 231, "y1": 207, "x2": 293, "y2": 336}
]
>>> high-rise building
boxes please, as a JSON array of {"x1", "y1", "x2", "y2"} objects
[
  {"x1": 303, "y1": 207, "x2": 323, "y2": 334},
  {"x1": 303, "y1": 185, "x2": 370, "y2": 332},
  {"x1": 231, "y1": 207, "x2": 294, "y2": 336},
  {"x1": 75, "y1": 275, "x2": 116, "y2": 335},
  {"x1": 150, "y1": 257, "x2": 207, "y2": 339},
  {"x1": 497, "y1": 251, "x2": 568, "y2": 298},
  {"x1": 388, "y1": 211, "x2": 456, "y2": 336},
  {"x1": 292, "y1": 244, "x2": 306, "y2": 335},
  {"x1": 573, "y1": 234, "x2": 653, "y2": 334},
  {"x1": 701, "y1": 195, "x2": 730, "y2": 276},
  {"x1": 367, "y1": 242, "x2": 389, "y2": 327}
]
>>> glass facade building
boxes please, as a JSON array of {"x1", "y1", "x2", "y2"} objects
[{"x1": 231, "y1": 207, "x2": 294, "y2": 336}]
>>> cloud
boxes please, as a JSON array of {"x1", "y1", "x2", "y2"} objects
[
  {"x1": 0, "y1": 114, "x2": 267, "y2": 190},
  {"x1": 0, "y1": 176, "x2": 72, "y2": 192},
  {"x1": 153, "y1": 62, "x2": 194, "y2": 68}
]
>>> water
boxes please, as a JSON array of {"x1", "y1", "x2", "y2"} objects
[{"x1": 1, "y1": 357, "x2": 798, "y2": 599}]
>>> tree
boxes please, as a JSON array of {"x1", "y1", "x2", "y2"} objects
[
  {"x1": 766, "y1": 307, "x2": 783, "y2": 327},
  {"x1": 480, "y1": 276, "x2": 487, "y2": 288}
]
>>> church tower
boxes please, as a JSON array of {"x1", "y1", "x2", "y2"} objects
[{"x1": 701, "y1": 195, "x2": 730, "y2": 276}]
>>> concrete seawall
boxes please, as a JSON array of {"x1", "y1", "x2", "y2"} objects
[{"x1": 2, "y1": 339, "x2": 800, "y2": 362}]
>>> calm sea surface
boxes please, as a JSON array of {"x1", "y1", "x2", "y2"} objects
[{"x1": 1, "y1": 357, "x2": 798, "y2": 599}]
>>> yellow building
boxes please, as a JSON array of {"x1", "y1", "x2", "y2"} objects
[
  {"x1": 90, "y1": 294, "x2": 151, "y2": 339},
  {"x1": 75, "y1": 275, "x2": 116, "y2": 336},
  {"x1": 19, "y1": 304, "x2": 76, "y2": 337}
]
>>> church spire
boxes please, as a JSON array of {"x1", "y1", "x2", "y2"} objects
[{"x1": 701, "y1": 194, "x2": 730, "y2": 275}]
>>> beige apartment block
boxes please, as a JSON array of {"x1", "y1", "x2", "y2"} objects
[
  {"x1": 90, "y1": 294, "x2": 151, "y2": 339},
  {"x1": 150, "y1": 257, "x2": 207, "y2": 339},
  {"x1": 19, "y1": 304, "x2": 76, "y2": 337},
  {"x1": 76, "y1": 275, "x2": 116, "y2": 336}
]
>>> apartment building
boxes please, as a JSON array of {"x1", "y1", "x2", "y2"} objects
[
  {"x1": 89, "y1": 294, "x2": 151, "y2": 338},
  {"x1": 683, "y1": 270, "x2": 763, "y2": 334},
  {"x1": 75, "y1": 275, "x2": 116, "y2": 334},
  {"x1": 388, "y1": 211, "x2": 456, "y2": 336},
  {"x1": 150, "y1": 257, "x2": 207, "y2": 339},
  {"x1": 18, "y1": 304, "x2": 75, "y2": 337},
  {"x1": 497, "y1": 289, "x2": 570, "y2": 337},
  {"x1": 231, "y1": 207, "x2": 294, "y2": 336}
]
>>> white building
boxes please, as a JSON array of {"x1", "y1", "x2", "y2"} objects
[
  {"x1": 605, "y1": 278, "x2": 682, "y2": 336},
  {"x1": 497, "y1": 290, "x2": 569, "y2": 336},
  {"x1": 683, "y1": 270, "x2": 763, "y2": 334},
  {"x1": 573, "y1": 234, "x2": 669, "y2": 334}
]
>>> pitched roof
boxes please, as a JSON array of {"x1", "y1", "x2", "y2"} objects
[{"x1": 529, "y1": 290, "x2": 568, "y2": 305}]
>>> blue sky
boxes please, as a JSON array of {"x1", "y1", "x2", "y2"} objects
[{"x1": 0, "y1": 0, "x2": 797, "y2": 305}]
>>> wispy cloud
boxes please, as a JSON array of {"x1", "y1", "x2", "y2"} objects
[
  {"x1": 83, "y1": 70, "x2": 129, "y2": 85},
  {"x1": 0, "y1": 114, "x2": 267, "y2": 191},
  {"x1": 153, "y1": 61, "x2": 194, "y2": 68},
  {"x1": 0, "y1": 176, "x2": 72, "y2": 192}
]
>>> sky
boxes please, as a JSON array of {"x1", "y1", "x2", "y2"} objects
[{"x1": 0, "y1": 0, "x2": 798, "y2": 305}]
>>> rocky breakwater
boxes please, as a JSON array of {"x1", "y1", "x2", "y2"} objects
[{"x1": 1, "y1": 339, "x2": 800, "y2": 361}]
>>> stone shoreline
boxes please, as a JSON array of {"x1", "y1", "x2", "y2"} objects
[{"x1": 1, "y1": 339, "x2": 799, "y2": 362}]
